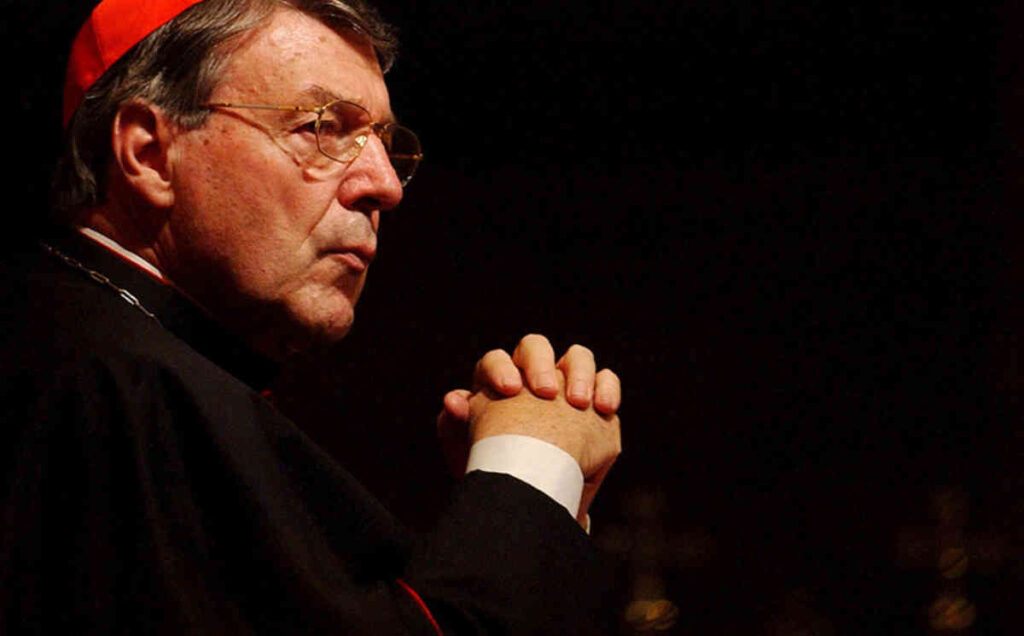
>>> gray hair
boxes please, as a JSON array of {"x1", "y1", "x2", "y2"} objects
[{"x1": 51, "y1": 0, "x2": 397, "y2": 217}]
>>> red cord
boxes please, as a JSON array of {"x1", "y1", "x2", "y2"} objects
[{"x1": 395, "y1": 578, "x2": 443, "y2": 636}]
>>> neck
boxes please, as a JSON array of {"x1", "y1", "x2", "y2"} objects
[
  {"x1": 76, "y1": 205, "x2": 294, "y2": 364},
  {"x1": 80, "y1": 207, "x2": 162, "y2": 266}
]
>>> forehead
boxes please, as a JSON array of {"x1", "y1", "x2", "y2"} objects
[{"x1": 215, "y1": 8, "x2": 391, "y2": 115}]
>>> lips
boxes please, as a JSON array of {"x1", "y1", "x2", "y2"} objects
[
  {"x1": 326, "y1": 243, "x2": 375, "y2": 272},
  {"x1": 326, "y1": 251, "x2": 367, "y2": 272}
]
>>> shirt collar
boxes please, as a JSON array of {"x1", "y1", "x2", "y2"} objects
[{"x1": 77, "y1": 226, "x2": 167, "y2": 282}]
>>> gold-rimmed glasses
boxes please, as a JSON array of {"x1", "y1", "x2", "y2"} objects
[{"x1": 201, "y1": 99, "x2": 422, "y2": 186}]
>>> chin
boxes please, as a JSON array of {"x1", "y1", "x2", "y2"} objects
[
  {"x1": 295, "y1": 301, "x2": 356, "y2": 343},
  {"x1": 272, "y1": 313, "x2": 353, "y2": 359},
  {"x1": 318, "y1": 316, "x2": 355, "y2": 343},
  {"x1": 269, "y1": 283, "x2": 359, "y2": 355}
]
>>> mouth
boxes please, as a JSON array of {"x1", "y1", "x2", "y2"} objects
[{"x1": 327, "y1": 250, "x2": 371, "y2": 273}]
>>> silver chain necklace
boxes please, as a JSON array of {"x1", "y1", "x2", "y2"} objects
[{"x1": 40, "y1": 242, "x2": 163, "y2": 326}]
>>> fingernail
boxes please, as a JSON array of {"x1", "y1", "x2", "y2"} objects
[
  {"x1": 500, "y1": 373, "x2": 519, "y2": 390},
  {"x1": 535, "y1": 371, "x2": 557, "y2": 392},
  {"x1": 570, "y1": 379, "x2": 590, "y2": 402}
]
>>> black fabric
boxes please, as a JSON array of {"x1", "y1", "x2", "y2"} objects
[{"x1": 0, "y1": 231, "x2": 613, "y2": 635}]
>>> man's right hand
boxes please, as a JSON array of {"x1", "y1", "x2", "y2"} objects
[
  {"x1": 467, "y1": 370, "x2": 619, "y2": 479},
  {"x1": 437, "y1": 335, "x2": 621, "y2": 474},
  {"x1": 467, "y1": 369, "x2": 621, "y2": 524}
]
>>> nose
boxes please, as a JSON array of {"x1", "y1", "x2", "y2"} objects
[{"x1": 337, "y1": 134, "x2": 404, "y2": 214}]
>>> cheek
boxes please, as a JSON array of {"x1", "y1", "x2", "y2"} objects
[
  {"x1": 178, "y1": 135, "x2": 324, "y2": 244},
  {"x1": 171, "y1": 129, "x2": 353, "y2": 301}
]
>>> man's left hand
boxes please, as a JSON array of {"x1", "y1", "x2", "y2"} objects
[{"x1": 436, "y1": 334, "x2": 621, "y2": 476}]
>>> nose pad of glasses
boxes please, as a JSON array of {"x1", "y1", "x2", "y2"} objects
[{"x1": 316, "y1": 136, "x2": 364, "y2": 165}]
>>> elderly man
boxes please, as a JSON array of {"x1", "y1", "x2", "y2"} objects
[{"x1": 0, "y1": 0, "x2": 621, "y2": 634}]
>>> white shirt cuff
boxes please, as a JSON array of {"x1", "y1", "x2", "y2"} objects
[{"x1": 465, "y1": 434, "x2": 584, "y2": 519}]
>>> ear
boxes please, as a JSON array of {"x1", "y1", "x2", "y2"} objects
[{"x1": 110, "y1": 100, "x2": 176, "y2": 209}]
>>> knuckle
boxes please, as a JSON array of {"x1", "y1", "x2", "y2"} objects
[
  {"x1": 481, "y1": 348, "x2": 509, "y2": 365},
  {"x1": 567, "y1": 344, "x2": 594, "y2": 360},
  {"x1": 520, "y1": 333, "x2": 551, "y2": 349}
]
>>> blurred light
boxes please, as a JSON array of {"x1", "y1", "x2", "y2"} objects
[
  {"x1": 927, "y1": 594, "x2": 976, "y2": 631},
  {"x1": 625, "y1": 599, "x2": 679, "y2": 632}
]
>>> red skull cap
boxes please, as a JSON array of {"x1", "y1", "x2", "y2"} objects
[{"x1": 63, "y1": 0, "x2": 205, "y2": 127}]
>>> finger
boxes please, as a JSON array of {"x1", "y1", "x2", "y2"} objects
[
  {"x1": 473, "y1": 349, "x2": 522, "y2": 395},
  {"x1": 512, "y1": 334, "x2": 558, "y2": 398},
  {"x1": 436, "y1": 407, "x2": 471, "y2": 476},
  {"x1": 442, "y1": 389, "x2": 472, "y2": 422},
  {"x1": 594, "y1": 368, "x2": 621, "y2": 415},
  {"x1": 577, "y1": 414, "x2": 621, "y2": 523},
  {"x1": 577, "y1": 463, "x2": 610, "y2": 525},
  {"x1": 557, "y1": 344, "x2": 596, "y2": 409}
]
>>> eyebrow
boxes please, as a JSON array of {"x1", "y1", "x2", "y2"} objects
[{"x1": 302, "y1": 84, "x2": 343, "y2": 105}]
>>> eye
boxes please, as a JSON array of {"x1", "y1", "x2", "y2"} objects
[
  {"x1": 324, "y1": 101, "x2": 371, "y2": 133},
  {"x1": 295, "y1": 119, "x2": 319, "y2": 136},
  {"x1": 317, "y1": 115, "x2": 343, "y2": 138}
]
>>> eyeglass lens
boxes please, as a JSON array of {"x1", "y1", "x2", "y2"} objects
[{"x1": 317, "y1": 101, "x2": 421, "y2": 185}]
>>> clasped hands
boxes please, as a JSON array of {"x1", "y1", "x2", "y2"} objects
[{"x1": 437, "y1": 334, "x2": 621, "y2": 525}]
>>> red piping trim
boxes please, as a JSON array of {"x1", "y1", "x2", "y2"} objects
[
  {"x1": 82, "y1": 233, "x2": 169, "y2": 285},
  {"x1": 396, "y1": 578, "x2": 443, "y2": 636}
]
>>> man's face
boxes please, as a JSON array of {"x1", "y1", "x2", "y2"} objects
[{"x1": 163, "y1": 8, "x2": 403, "y2": 358}]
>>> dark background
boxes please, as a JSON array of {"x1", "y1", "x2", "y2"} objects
[{"x1": 8, "y1": 1, "x2": 1024, "y2": 633}]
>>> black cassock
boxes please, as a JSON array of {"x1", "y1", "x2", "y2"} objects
[{"x1": 0, "y1": 231, "x2": 612, "y2": 635}]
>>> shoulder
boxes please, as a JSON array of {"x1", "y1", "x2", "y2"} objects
[
  {"x1": 0, "y1": 248, "x2": 264, "y2": 433},
  {"x1": 0, "y1": 246, "x2": 169, "y2": 357}
]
